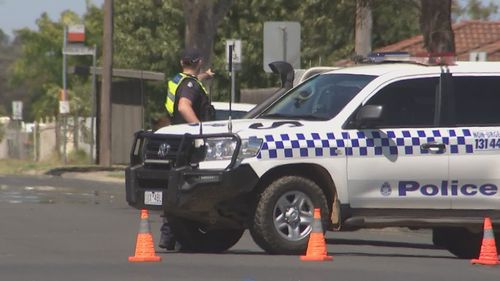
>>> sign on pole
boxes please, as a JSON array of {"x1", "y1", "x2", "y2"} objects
[
  {"x1": 59, "y1": 101, "x2": 70, "y2": 115},
  {"x1": 263, "y1": 21, "x2": 301, "y2": 72},
  {"x1": 68, "y1": 25, "x2": 85, "y2": 43},
  {"x1": 12, "y1": 101, "x2": 23, "y2": 120},
  {"x1": 226, "y1": 39, "x2": 242, "y2": 70},
  {"x1": 63, "y1": 45, "x2": 95, "y2": 56},
  {"x1": 59, "y1": 89, "x2": 70, "y2": 115}
]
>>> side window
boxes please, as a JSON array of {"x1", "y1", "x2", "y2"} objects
[
  {"x1": 366, "y1": 77, "x2": 439, "y2": 128},
  {"x1": 453, "y1": 76, "x2": 500, "y2": 126}
]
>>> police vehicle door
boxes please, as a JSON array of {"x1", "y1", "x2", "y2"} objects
[
  {"x1": 346, "y1": 76, "x2": 451, "y2": 209},
  {"x1": 448, "y1": 75, "x2": 500, "y2": 210}
]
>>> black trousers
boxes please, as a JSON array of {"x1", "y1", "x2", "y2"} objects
[{"x1": 160, "y1": 217, "x2": 175, "y2": 243}]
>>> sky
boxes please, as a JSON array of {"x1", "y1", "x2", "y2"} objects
[{"x1": 0, "y1": 0, "x2": 104, "y2": 39}]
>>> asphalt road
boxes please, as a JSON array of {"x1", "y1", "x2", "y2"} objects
[{"x1": 0, "y1": 174, "x2": 499, "y2": 281}]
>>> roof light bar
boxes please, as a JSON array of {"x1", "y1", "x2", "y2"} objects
[
  {"x1": 367, "y1": 52, "x2": 411, "y2": 63},
  {"x1": 364, "y1": 51, "x2": 456, "y2": 66}
]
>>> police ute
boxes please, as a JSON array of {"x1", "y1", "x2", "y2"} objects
[{"x1": 126, "y1": 53, "x2": 500, "y2": 258}]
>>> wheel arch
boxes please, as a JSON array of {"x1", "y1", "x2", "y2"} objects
[{"x1": 253, "y1": 163, "x2": 337, "y2": 221}]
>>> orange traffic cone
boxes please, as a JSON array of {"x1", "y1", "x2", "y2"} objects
[
  {"x1": 300, "y1": 208, "x2": 333, "y2": 261},
  {"x1": 128, "y1": 209, "x2": 162, "y2": 262},
  {"x1": 471, "y1": 217, "x2": 499, "y2": 265}
]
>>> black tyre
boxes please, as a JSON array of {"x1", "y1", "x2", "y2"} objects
[
  {"x1": 167, "y1": 216, "x2": 244, "y2": 253},
  {"x1": 432, "y1": 227, "x2": 482, "y2": 259},
  {"x1": 249, "y1": 176, "x2": 329, "y2": 254}
]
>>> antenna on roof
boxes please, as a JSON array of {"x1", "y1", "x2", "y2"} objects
[{"x1": 227, "y1": 43, "x2": 235, "y2": 133}]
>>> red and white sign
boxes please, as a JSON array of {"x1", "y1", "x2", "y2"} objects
[{"x1": 68, "y1": 25, "x2": 85, "y2": 43}]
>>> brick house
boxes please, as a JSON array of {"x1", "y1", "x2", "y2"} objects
[{"x1": 376, "y1": 20, "x2": 500, "y2": 61}]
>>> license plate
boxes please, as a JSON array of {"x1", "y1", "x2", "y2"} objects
[{"x1": 144, "y1": 191, "x2": 163, "y2": 205}]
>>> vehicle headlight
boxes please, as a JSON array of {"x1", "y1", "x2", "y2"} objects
[
  {"x1": 238, "y1": 137, "x2": 263, "y2": 159},
  {"x1": 204, "y1": 137, "x2": 237, "y2": 161},
  {"x1": 202, "y1": 137, "x2": 263, "y2": 162}
]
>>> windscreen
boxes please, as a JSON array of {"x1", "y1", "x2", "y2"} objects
[{"x1": 260, "y1": 74, "x2": 376, "y2": 120}]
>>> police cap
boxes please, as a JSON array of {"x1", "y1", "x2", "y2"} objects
[{"x1": 181, "y1": 48, "x2": 202, "y2": 65}]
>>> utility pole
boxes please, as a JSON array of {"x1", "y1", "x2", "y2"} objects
[{"x1": 100, "y1": 0, "x2": 113, "y2": 166}]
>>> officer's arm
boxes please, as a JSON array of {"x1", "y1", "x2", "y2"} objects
[
  {"x1": 198, "y1": 68, "x2": 215, "y2": 80},
  {"x1": 178, "y1": 97, "x2": 200, "y2": 123}
]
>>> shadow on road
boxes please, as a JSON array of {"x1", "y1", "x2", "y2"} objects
[
  {"x1": 331, "y1": 251, "x2": 453, "y2": 259},
  {"x1": 326, "y1": 237, "x2": 436, "y2": 249},
  {"x1": 157, "y1": 238, "x2": 454, "y2": 259},
  {"x1": 325, "y1": 238, "x2": 454, "y2": 259}
]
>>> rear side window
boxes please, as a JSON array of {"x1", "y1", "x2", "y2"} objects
[
  {"x1": 453, "y1": 76, "x2": 500, "y2": 126},
  {"x1": 366, "y1": 77, "x2": 439, "y2": 128}
]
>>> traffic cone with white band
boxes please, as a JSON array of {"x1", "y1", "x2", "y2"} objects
[
  {"x1": 471, "y1": 217, "x2": 500, "y2": 265},
  {"x1": 300, "y1": 208, "x2": 333, "y2": 261},
  {"x1": 128, "y1": 209, "x2": 162, "y2": 262}
]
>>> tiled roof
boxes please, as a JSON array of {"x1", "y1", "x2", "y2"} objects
[{"x1": 376, "y1": 20, "x2": 500, "y2": 60}]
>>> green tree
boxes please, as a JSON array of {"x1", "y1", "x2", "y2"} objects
[
  {"x1": 113, "y1": 0, "x2": 185, "y2": 126},
  {"x1": 8, "y1": 1, "x2": 103, "y2": 122},
  {"x1": 7, "y1": 0, "x2": 428, "y2": 127},
  {"x1": 453, "y1": 0, "x2": 499, "y2": 20},
  {"x1": 213, "y1": 0, "x2": 421, "y2": 96},
  {"x1": 113, "y1": 0, "x2": 183, "y2": 73},
  {"x1": 0, "y1": 28, "x2": 12, "y2": 115}
]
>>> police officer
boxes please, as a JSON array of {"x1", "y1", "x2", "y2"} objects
[
  {"x1": 165, "y1": 49, "x2": 215, "y2": 124},
  {"x1": 159, "y1": 48, "x2": 214, "y2": 250}
]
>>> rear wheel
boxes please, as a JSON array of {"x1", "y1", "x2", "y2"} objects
[
  {"x1": 167, "y1": 216, "x2": 244, "y2": 253},
  {"x1": 432, "y1": 227, "x2": 482, "y2": 259},
  {"x1": 249, "y1": 176, "x2": 329, "y2": 254}
]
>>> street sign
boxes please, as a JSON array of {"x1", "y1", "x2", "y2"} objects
[
  {"x1": 68, "y1": 25, "x2": 85, "y2": 43},
  {"x1": 59, "y1": 101, "x2": 70, "y2": 115},
  {"x1": 226, "y1": 39, "x2": 242, "y2": 70},
  {"x1": 263, "y1": 21, "x2": 301, "y2": 72},
  {"x1": 63, "y1": 45, "x2": 95, "y2": 56},
  {"x1": 12, "y1": 101, "x2": 23, "y2": 120}
]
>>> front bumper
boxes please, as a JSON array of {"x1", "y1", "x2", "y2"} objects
[{"x1": 125, "y1": 163, "x2": 259, "y2": 221}]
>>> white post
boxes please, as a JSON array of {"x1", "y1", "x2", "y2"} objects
[
  {"x1": 62, "y1": 26, "x2": 68, "y2": 165},
  {"x1": 90, "y1": 45, "x2": 97, "y2": 164}
]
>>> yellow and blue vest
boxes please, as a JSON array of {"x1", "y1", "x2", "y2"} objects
[{"x1": 165, "y1": 73, "x2": 208, "y2": 117}]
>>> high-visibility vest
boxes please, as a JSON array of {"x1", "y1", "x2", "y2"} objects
[{"x1": 165, "y1": 73, "x2": 208, "y2": 117}]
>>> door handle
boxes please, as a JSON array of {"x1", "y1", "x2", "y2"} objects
[{"x1": 420, "y1": 142, "x2": 446, "y2": 153}]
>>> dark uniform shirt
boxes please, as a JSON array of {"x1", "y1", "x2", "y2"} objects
[{"x1": 172, "y1": 75, "x2": 212, "y2": 125}]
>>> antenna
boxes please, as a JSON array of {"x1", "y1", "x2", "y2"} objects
[{"x1": 228, "y1": 43, "x2": 234, "y2": 133}]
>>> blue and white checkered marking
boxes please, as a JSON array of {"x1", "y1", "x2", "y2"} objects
[{"x1": 257, "y1": 129, "x2": 474, "y2": 159}]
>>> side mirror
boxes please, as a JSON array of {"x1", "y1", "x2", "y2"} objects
[
  {"x1": 268, "y1": 61, "x2": 294, "y2": 90},
  {"x1": 355, "y1": 105, "x2": 383, "y2": 128}
]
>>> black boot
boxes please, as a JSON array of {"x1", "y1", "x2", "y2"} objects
[
  {"x1": 158, "y1": 233, "x2": 176, "y2": 250},
  {"x1": 159, "y1": 219, "x2": 177, "y2": 250}
]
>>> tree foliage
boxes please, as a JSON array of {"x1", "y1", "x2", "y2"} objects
[
  {"x1": 212, "y1": 0, "x2": 421, "y2": 94},
  {"x1": 6, "y1": 0, "x2": 498, "y2": 124},
  {"x1": 114, "y1": 0, "x2": 184, "y2": 73},
  {"x1": 453, "y1": 0, "x2": 499, "y2": 20},
  {"x1": 7, "y1": 3, "x2": 102, "y2": 122},
  {"x1": 0, "y1": 28, "x2": 19, "y2": 116}
]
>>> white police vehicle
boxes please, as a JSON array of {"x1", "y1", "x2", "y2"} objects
[{"x1": 126, "y1": 54, "x2": 500, "y2": 258}]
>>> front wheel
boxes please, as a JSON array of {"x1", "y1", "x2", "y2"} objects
[
  {"x1": 249, "y1": 176, "x2": 329, "y2": 254},
  {"x1": 167, "y1": 216, "x2": 244, "y2": 253}
]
